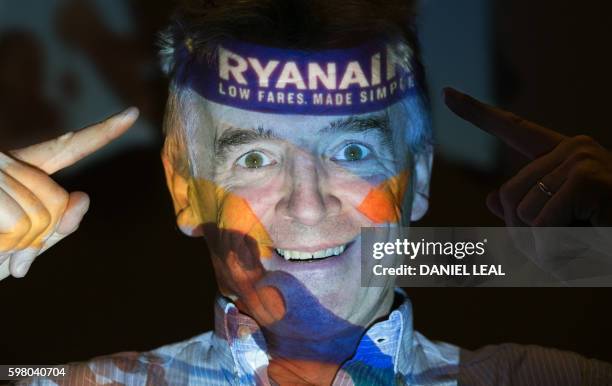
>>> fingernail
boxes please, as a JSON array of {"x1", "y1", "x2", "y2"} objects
[
  {"x1": 14, "y1": 259, "x2": 33, "y2": 278},
  {"x1": 121, "y1": 107, "x2": 140, "y2": 121}
]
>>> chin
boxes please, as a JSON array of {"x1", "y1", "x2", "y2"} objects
[{"x1": 260, "y1": 235, "x2": 395, "y2": 327}]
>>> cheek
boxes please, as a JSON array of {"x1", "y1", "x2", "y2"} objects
[
  {"x1": 334, "y1": 170, "x2": 411, "y2": 224},
  {"x1": 189, "y1": 178, "x2": 275, "y2": 259},
  {"x1": 231, "y1": 175, "x2": 286, "y2": 226},
  {"x1": 357, "y1": 170, "x2": 410, "y2": 224}
]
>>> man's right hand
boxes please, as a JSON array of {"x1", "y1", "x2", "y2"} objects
[{"x1": 0, "y1": 107, "x2": 139, "y2": 281}]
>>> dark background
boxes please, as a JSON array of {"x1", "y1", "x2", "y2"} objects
[{"x1": 1, "y1": 0, "x2": 611, "y2": 365}]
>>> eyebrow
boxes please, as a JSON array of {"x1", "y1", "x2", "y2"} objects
[
  {"x1": 320, "y1": 114, "x2": 391, "y2": 141},
  {"x1": 215, "y1": 126, "x2": 276, "y2": 160},
  {"x1": 214, "y1": 113, "x2": 391, "y2": 160}
]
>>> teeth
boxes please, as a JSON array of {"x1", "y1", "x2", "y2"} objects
[{"x1": 276, "y1": 244, "x2": 347, "y2": 261}]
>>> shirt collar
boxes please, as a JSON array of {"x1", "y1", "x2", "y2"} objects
[
  {"x1": 336, "y1": 288, "x2": 415, "y2": 380},
  {"x1": 213, "y1": 289, "x2": 415, "y2": 379}
]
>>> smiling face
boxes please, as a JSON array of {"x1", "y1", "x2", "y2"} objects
[
  {"x1": 209, "y1": 99, "x2": 402, "y2": 323},
  {"x1": 162, "y1": 90, "x2": 430, "y2": 335},
  {"x1": 161, "y1": 38, "x2": 432, "y2": 366}
]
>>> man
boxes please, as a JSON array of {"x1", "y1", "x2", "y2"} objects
[{"x1": 2, "y1": 0, "x2": 612, "y2": 385}]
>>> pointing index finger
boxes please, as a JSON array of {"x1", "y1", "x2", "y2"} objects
[
  {"x1": 443, "y1": 87, "x2": 565, "y2": 159},
  {"x1": 10, "y1": 107, "x2": 139, "y2": 174}
]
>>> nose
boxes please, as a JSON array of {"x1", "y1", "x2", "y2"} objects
[{"x1": 277, "y1": 151, "x2": 341, "y2": 226}]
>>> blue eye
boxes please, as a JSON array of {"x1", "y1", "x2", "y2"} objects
[
  {"x1": 333, "y1": 143, "x2": 371, "y2": 162},
  {"x1": 236, "y1": 151, "x2": 274, "y2": 169}
]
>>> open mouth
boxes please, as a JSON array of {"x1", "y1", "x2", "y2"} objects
[{"x1": 275, "y1": 241, "x2": 352, "y2": 262}]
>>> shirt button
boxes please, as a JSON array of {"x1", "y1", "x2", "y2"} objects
[{"x1": 237, "y1": 325, "x2": 251, "y2": 340}]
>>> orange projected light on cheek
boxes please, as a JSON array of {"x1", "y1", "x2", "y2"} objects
[
  {"x1": 357, "y1": 170, "x2": 410, "y2": 224},
  {"x1": 187, "y1": 178, "x2": 274, "y2": 259}
]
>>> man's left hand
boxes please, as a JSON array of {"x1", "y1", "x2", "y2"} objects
[{"x1": 444, "y1": 87, "x2": 612, "y2": 227}]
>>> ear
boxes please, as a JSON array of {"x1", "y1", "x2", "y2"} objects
[
  {"x1": 161, "y1": 151, "x2": 203, "y2": 237},
  {"x1": 410, "y1": 150, "x2": 433, "y2": 221}
]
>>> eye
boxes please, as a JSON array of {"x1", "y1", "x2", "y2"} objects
[
  {"x1": 333, "y1": 143, "x2": 371, "y2": 162},
  {"x1": 236, "y1": 150, "x2": 274, "y2": 169}
]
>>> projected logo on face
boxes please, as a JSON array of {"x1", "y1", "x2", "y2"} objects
[
  {"x1": 167, "y1": 38, "x2": 419, "y2": 383},
  {"x1": 175, "y1": 39, "x2": 417, "y2": 115}
]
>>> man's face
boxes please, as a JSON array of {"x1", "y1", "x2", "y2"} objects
[
  {"x1": 171, "y1": 95, "x2": 413, "y2": 336},
  {"x1": 162, "y1": 38, "x2": 430, "y2": 355}
]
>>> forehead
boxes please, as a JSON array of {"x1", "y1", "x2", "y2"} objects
[{"x1": 196, "y1": 97, "x2": 403, "y2": 139}]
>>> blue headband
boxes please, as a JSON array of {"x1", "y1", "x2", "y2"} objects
[{"x1": 174, "y1": 39, "x2": 417, "y2": 115}]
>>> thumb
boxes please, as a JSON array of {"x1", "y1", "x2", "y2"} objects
[
  {"x1": 39, "y1": 191, "x2": 90, "y2": 255},
  {"x1": 56, "y1": 191, "x2": 90, "y2": 236},
  {"x1": 37, "y1": 191, "x2": 89, "y2": 256}
]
